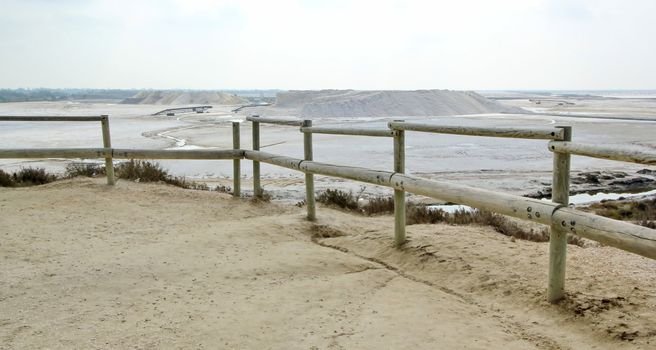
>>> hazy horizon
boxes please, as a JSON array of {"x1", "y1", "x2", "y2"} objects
[
  {"x1": 2, "y1": 0, "x2": 655, "y2": 91},
  {"x1": 3, "y1": 88, "x2": 656, "y2": 93}
]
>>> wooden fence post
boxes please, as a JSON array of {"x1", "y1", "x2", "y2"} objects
[
  {"x1": 303, "y1": 120, "x2": 316, "y2": 221},
  {"x1": 393, "y1": 121, "x2": 406, "y2": 246},
  {"x1": 548, "y1": 125, "x2": 572, "y2": 303},
  {"x1": 252, "y1": 119, "x2": 262, "y2": 197},
  {"x1": 232, "y1": 121, "x2": 241, "y2": 197},
  {"x1": 100, "y1": 115, "x2": 115, "y2": 186}
]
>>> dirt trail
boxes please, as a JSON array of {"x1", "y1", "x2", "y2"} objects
[{"x1": 1, "y1": 179, "x2": 654, "y2": 349}]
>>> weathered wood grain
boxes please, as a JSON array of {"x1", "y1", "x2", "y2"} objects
[
  {"x1": 0, "y1": 148, "x2": 111, "y2": 158},
  {"x1": 303, "y1": 120, "x2": 316, "y2": 221},
  {"x1": 245, "y1": 116, "x2": 303, "y2": 126},
  {"x1": 389, "y1": 121, "x2": 565, "y2": 140},
  {"x1": 548, "y1": 141, "x2": 656, "y2": 165},
  {"x1": 232, "y1": 122, "x2": 241, "y2": 197},
  {"x1": 252, "y1": 121, "x2": 262, "y2": 197},
  {"x1": 301, "y1": 127, "x2": 393, "y2": 137},
  {"x1": 393, "y1": 126, "x2": 406, "y2": 246},
  {"x1": 548, "y1": 126, "x2": 571, "y2": 303},
  {"x1": 0, "y1": 116, "x2": 105, "y2": 121},
  {"x1": 112, "y1": 149, "x2": 244, "y2": 159},
  {"x1": 100, "y1": 115, "x2": 115, "y2": 186}
]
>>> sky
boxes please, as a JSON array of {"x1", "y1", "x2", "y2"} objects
[{"x1": 0, "y1": 0, "x2": 655, "y2": 90}]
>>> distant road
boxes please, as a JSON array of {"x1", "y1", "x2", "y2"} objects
[
  {"x1": 232, "y1": 103, "x2": 271, "y2": 113},
  {"x1": 152, "y1": 106, "x2": 212, "y2": 116}
]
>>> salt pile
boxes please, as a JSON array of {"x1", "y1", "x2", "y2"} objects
[
  {"x1": 241, "y1": 90, "x2": 525, "y2": 117},
  {"x1": 122, "y1": 91, "x2": 247, "y2": 105}
]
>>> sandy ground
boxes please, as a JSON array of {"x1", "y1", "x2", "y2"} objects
[{"x1": 1, "y1": 178, "x2": 655, "y2": 349}]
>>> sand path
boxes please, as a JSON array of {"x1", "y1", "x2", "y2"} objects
[{"x1": 1, "y1": 179, "x2": 654, "y2": 349}]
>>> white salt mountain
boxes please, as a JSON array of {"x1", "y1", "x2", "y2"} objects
[
  {"x1": 122, "y1": 91, "x2": 247, "y2": 105},
  {"x1": 241, "y1": 90, "x2": 526, "y2": 118}
]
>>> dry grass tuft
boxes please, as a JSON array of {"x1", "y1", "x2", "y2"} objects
[
  {"x1": 0, "y1": 167, "x2": 57, "y2": 187},
  {"x1": 65, "y1": 163, "x2": 106, "y2": 178},
  {"x1": 251, "y1": 191, "x2": 272, "y2": 203},
  {"x1": 407, "y1": 205, "x2": 584, "y2": 246},
  {"x1": 584, "y1": 197, "x2": 656, "y2": 229},
  {"x1": 112, "y1": 160, "x2": 229, "y2": 193},
  {"x1": 1, "y1": 160, "x2": 231, "y2": 195},
  {"x1": 115, "y1": 160, "x2": 169, "y2": 182},
  {"x1": 361, "y1": 196, "x2": 395, "y2": 215},
  {"x1": 316, "y1": 188, "x2": 584, "y2": 246},
  {"x1": 316, "y1": 188, "x2": 359, "y2": 210},
  {"x1": 0, "y1": 169, "x2": 13, "y2": 187}
]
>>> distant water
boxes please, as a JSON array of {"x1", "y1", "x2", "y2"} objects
[{"x1": 426, "y1": 189, "x2": 656, "y2": 213}]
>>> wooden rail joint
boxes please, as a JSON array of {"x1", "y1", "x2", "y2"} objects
[{"x1": 388, "y1": 121, "x2": 565, "y2": 140}]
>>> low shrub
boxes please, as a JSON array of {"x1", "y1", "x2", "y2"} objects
[
  {"x1": 115, "y1": 160, "x2": 236, "y2": 194},
  {"x1": 65, "y1": 163, "x2": 106, "y2": 178},
  {"x1": 406, "y1": 204, "x2": 448, "y2": 224},
  {"x1": 361, "y1": 196, "x2": 395, "y2": 215},
  {"x1": 0, "y1": 169, "x2": 13, "y2": 187},
  {"x1": 584, "y1": 197, "x2": 656, "y2": 229},
  {"x1": 316, "y1": 188, "x2": 583, "y2": 246},
  {"x1": 116, "y1": 160, "x2": 169, "y2": 182},
  {"x1": 316, "y1": 188, "x2": 359, "y2": 210},
  {"x1": 317, "y1": 188, "x2": 393, "y2": 215},
  {"x1": 214, "y1": 184, "x2": 232, "y2": 194},
  {"x1": 15, "y1": 167, "x2": 57, "y2": 185},
  {"x1": 251, "y1": 190, "x2": 272, "y2": 203},
  {"x1": 0, "y1": 167, "x2": 58, "y2": 187},
  {"x1": 407, "y1": 206, "x2": 584, "y2": 246},
  {"x1": 15, "y1": 167, "x2": 57, "y2": 186}
]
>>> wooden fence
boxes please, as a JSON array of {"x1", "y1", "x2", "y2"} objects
[
  {"x1": 1, "y1": 114, "x2": 655, "y2": 304},
  {"x1": 0, "y1": 115, "x2": 116, "y2": 185}
]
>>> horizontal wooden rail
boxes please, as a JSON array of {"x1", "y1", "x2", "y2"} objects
[
  {"x1": 553, "y1": 207, "x2": 656, "y2": 259},
  {"x1": 0, "y1": 148, "x2": 110, "y2": 158},
  {"x1": 389, "y1": 173, "x2": 555, "y2": 226},
  {"x1": 0, "y1": 148, "x2": 245, "y2": 160},
  {"x1": 301, "y1": 127, "x2": 394, "y2": 137},
  {"x1": 245, "y1": 116, "x2": 304, "y2": 126},
  {"x1": 242, "y1": 150, "x2": 656, "y2": 260},
  {"x1": 388, "y1": 121, "x2": 565, "y2": 140},
  {"x1": 113, "y1": 149, "x2": 244, "y2": 160},
  {"x1": 244, "y1": 150, "x2": 304, "y2": 170},
  {"x1": 300, "y1": 158, "x2": 396, "y2": 188},
  {"x1": 0, "y1": 116, "x2": 106, "y2": 122},
  {"x1": 0, "y1": 145, "x2": 654, "y2": 261},
  {"x1": 548, "y1": 141, "x2": 656, "y2": 165}
]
